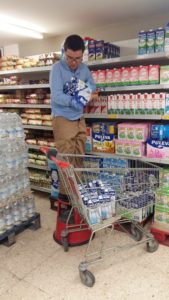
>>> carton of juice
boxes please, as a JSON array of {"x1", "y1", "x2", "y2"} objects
[
  {"x1": 129, "y1": 93, "x2": 135, "y2": 114},
  {"x1": 139, "y1": 65, "x2": 149, "y2": 85},
  {"x1": 91, "y1": 70, "x2": 98, "y2": 84},
  {"x1": 130, "y1": 66, "x2": 139, "y2": 85},
  {"x1": 107, "y1": 95, "x2": 114, "y2": 114},
  {"x1": 113, "y1": 68, "x2": 122, "y2": 86},
  {"x1": 100, "y1": 96, "x2": 108, "y2": 114},
  {"x1": 149, "y1": 65, "x2": 160, "y2": 84},
  {"x1": 138, "y1": 30, "x2": 147, "y2": 55},
  {"x1": 135, "y1": 93, "x2": 142, "y2": 114},
  {"x1": 106, "y1": 69, "x2": 114, "y2": 86},
  {"x1": 97, "y1": 70, "x2": 106, "y2": 87},
  {"x1": 121, "y1": 67, "x2": 130, "y2": 86}
]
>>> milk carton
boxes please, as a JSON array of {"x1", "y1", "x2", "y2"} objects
[
  {"x1": 164, "y1": 22, "x2": 169, "y2": 52},
  {"x1": 88, "y1": 40, "x2": 96, "y2": 61},
  {"x1": 149, "y1": 65, "x2": 160, "y2": 84},
  {"x1": 130, "y1": 66, "x2": 139, "y2": 85},
  {"x1": 160, "y1": 66, "x2": 169, "y2": 84},
  {"x1": 97, "y1": 70, "x2": 106, "y2": 87},
  {"x1": 113, "y1": 68, "x2": 122, "y2": 86},
  {"x1": 139, "y1": 65, "x2": 149, "y2": 85},
  {"x1": 100, "y1": 96, "x2": 108, "y2": 114},
  {"x1": 135, "y1": 93, "x2": 142, "y2": 114},
  {"x1": 129, "y1": 94, "x2": 135, "y2": 114},
  {"x1": 91, "y1": 70, "x2": 98, "y2": 84},
  {"x1": 164, "y1": 93, "x2": 169, "y2": 115},
  {"x1": 106, "y1": 69, "x2": 114, "y2": 86},
  {"x1": 147, "y1": 29, "x2": 155, "y2": 54},
  {"x1": 138, "y1": 30, "x2": 147, "y2": 55},
  {"x1": 155, "y1": 27, "x2": 165, "y2": 53},
  {"x1": 121, "y1": 67, "x2": 130, "y2": 86},
  {"x1": 107, "y1": 95, "x2": 114, "y2": 114},
  {"x1": 151, "y1": 93, "x2": 157, "y2": 114},
  {"x1": 95, "y1": 40, "x2": 104, "y2": 60}
]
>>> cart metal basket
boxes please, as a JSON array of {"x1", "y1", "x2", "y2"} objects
[{"x1": 41, "y1": 148, "x2": 160, "y2": 287}]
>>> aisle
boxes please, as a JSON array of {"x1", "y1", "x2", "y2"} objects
[{"x1": 0, "y1": 192, "x2": 168, "y2": 300}]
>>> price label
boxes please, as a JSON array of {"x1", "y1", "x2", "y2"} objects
[
  {"x1": 108, "y1": 114, "x2": 118, "y2": 119},
  {"x1": 162, "y1": 115, "x2": 169, "y2": 120}
]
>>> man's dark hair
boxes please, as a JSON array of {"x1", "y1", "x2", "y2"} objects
[{"x1": 64, "y1": 35, "x2": 85, "y2": 52}]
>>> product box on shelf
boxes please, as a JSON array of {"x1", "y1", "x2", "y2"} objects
[
  {"x1": 151, "y1": 124, "x2": 169, "y2": 140},
  {"x1": 97, "y1": 70, "x2": 106, "y2": 87},
  {"x1": 130, "y1": 66, "x2": 139, "y2": 85},
  {"x1": 147, "y1": 29, "x2": 155, "y2": 54},
  {"x1": 160, "y1": 66, "x2": 169, "y2": 84},
  {"x1": 106, "y1": 69, "x2": 114, "y2": 86},
  {"x1": 138, "y1": 30, "x2": 147, "y2": 55},
  {"x1": 164, "y1": 23, "x2": 169, "y2": 52},
  {"x1": 139, "y1": 65, "x2": 149, "y2": 85},
  {"x1": 164, "y1": 93, "x2": 169, "y2": 115},
  {"x1": 113, "y1": 68, "x2": 122, "y2": 86},
  {"x1": 159, "y1": 168, "x2": 169, "y2": 189},
  {"x1": 85, "y1": 127, "x2": 92, "y2": 152},
  {"x1": 95, "y1": 40, "x2": 104, "y2": 60},
  {"x1": 149, "y1": 65, "x2": 160, "y2": 84},
  {"x1": 121, "y1": 67, "x2": 130, "y2": 86},
  {"x1": 118, "y1": 123, "x2": 150, "y2": 142},
  {"x1": 155, "y1": 27, "x2": 165, "y2": 53},
  {"x1": 88, "y1": 40, "x2": 96, "y2": 61},
  {"x1": 147, "y1": 139, "x2": 169, "y2": 159},
  {"x1": 115, "y1": 139, "x2": 146, "y2": 157},
  {"x1": 92, "y1": 122, "x2": 116, "y2": 153}
]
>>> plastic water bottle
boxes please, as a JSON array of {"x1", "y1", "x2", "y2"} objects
[
  {"x1": 20, "y1": 198, "x2": 28, "y2": 221},
  {"x1": 0, "y1": 208, "x2": 6, "y2": 234},
  {"x1": 25, "y1": 195, "x2": 36, "y2": 217},
  {"x1": 4, "y1": 205, "x2": 14, "y2": 229},
  {"x1": 12, "y1": 200, "x2": 22, "y2": 225}
]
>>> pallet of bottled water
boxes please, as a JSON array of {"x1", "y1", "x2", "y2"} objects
[{"x1": 0, "y1": 113, "x2": 40, "y2": 246}]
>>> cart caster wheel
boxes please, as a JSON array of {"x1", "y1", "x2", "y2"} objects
[
  {"x1": 61, "y1": 237, "x2": 69, "y2": 252},
  {"x1": 130, "y1": 225, "x2": 143, "y2": 242},
  {"x1": 79, "y1": 270, "x2": 95, "y2": 287},
  {"x1": 146, "y1": 239, "x2": 159, "y2": 253}
]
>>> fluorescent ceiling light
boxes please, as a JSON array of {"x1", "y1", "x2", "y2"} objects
[{"x1": 0, "y1": 15, "x2": 44, "y2": 39}]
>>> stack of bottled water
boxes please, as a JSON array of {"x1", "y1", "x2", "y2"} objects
[
  {"x1": 0, "y1": 113, "x2": 36, "y2": 235},
  {"x1": 78, "y1": 179, "x2": 116, "y2": 225}
]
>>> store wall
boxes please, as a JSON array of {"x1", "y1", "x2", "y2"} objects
[{"x1": 19, "y1": 12, "x2": 169, "y2": 57}]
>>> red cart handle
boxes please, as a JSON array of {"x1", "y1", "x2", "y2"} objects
[
  {"x1": 40, "y1": 146, "x2": 50, "y2": 155},
  {"x1": 51, "y1": 156, "x2": 70, "y2": 168}
]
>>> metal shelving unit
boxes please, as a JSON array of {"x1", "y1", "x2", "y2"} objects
[
  {"x1": 87, "y1": 52, "x2": 169, "y2": 68},
  {"x1": 28, "y1": 163, "x2": 49, "y2": 171},
  {"x1": 0, "y1": 65, "x2": 51, "y2": 75},
  {"x1": 0, "y1": 83, "x2": 49, "y2": 90},
  {"x1": 31, "y1": 185, "x2": 51, "y2": 193},
  {"x1": 23, "y1": 125, "x2": 52, "y2": 130},
  {"x1": 87, "y1": 151, "x2": 169, "y2": 165},
  {"x1": 102, "y1": 84, "x2": 169, "y2": 92},
  {"x1": 0, "y1": 104, "x2": 50, "y2": 108},
  {"x1": 84, "y1": 113, "x2": 162, "y2": 120},
  {"x1": 28, "y1": 145, "x2": 41, "y2": 150}
]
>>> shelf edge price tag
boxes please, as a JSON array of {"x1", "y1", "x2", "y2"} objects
[
  {"x1": 108, "y1": 114, "x2": 118, "y2": 119},
  {"x1": 162, "y1": 115, "x2": 169, "y2": 120}
]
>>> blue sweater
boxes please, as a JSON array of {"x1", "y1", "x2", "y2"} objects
[{"x1": 50, "y1": 59, "x2": 96, "y2": 120}]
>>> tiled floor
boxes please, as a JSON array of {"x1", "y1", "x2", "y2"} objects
[{"x1": 0, "y1": 192, "x2": 169, "y2": 300}]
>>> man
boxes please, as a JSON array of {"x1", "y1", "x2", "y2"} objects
[{"x1": 50, "y1": 34, "x2": 97, "y2": 200}]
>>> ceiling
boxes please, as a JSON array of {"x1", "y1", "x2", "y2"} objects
[{"x1": 1, "y1": 0, "x2": 169, "y2": 46}]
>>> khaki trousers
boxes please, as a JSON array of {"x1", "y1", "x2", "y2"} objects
[{"x1": 52, "y1": 116, "x2": 86, "y2": 195}]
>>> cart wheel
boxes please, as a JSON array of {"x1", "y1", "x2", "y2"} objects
[
  {"x1": 79, "y1": 270, "x2": 95, "y2": 287},
  {"x1": 61, "y1": 237, "x2": 69, "y2": 252},
  {"x1": 130, "y1": 225, "x2": 143, "y2": 242},
  {"x1": 146, "y1": 239, "x2": 159, "y2": 253}
]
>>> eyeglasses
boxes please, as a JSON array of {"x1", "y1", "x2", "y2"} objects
[{"x1": 65, "y1": 54, "x2": 83, "y2": 63}]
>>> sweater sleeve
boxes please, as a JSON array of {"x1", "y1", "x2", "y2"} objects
[{"x1": 49, "y1": 63, "x2": 72, "y2": 107}]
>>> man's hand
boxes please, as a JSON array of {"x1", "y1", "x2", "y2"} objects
[{"x1": 89, "y1": 91, "x2": 99, "y2": 102}]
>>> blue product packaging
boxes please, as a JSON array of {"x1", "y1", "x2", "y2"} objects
[
  {"x1": 88, "y1": 40, "x2": 96, "y2": 61},
  {"x1": 155, "y1": 27, "x2": 165, "y2": 53},
  {"x1": 95, "y1": 40, "x2": 104, "y2": 60},
  {"x1": 147, "y1": 29, "x2": 155, "y2": 54},
  {"x1": 138, "y1": 30, "x2": 147, "y2": 55},
  {"x1": 51, "y1": 169, "x2": 59, "y2": 199}
]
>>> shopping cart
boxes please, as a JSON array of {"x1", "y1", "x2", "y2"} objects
[{"x1": 41, "y1": 148, "x2": 160, "y2": 287}]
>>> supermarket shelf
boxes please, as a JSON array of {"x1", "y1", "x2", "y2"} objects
[
  {"x1": 0, "y1": 65, "x2": 52, "y2": 75},
  {"x1": 0, "y1": 104, "x2": 51, "y2": 108},
  {"x1": 0, "y1": 83, "x2": 49, "y2": 90},
  {"x1": 84, "y1": 113, "x2": 162, "y2": 120},
  {"x1": 87, "y1": 151, "x2": 169, "y2": 165},
  {"x1": 27, "y1": 144, "x2": 41, "y2": 150},
  {"x1": 87, "y1": 52, "x2": 169, "y2": 68},
  {"x1": 99, "y1": 84, "x2": 169, "y2": 92},
  {"x1": 23, "y1": 125, "x2": 52, "y2": 130},
  {"x1": 31, "y1": 185, "x2": 51, "y2": 193},
  {"x1": 28, "y1": 163, "x2": 49, "y2": 171}
]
